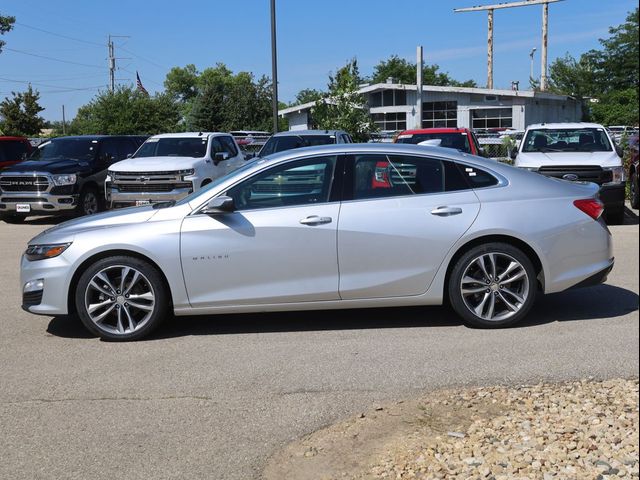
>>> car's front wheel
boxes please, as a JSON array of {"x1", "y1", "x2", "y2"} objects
[
  {"x1": 75, "y1": 256, "x2": 169, "y2": 341},
  {"x1": 448, "y1": 243, "x2": 538, "y2": 328}
]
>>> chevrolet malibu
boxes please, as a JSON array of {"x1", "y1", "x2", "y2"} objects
[{"x1": 20, "y1": 144, "x2": 613, "y2": 341}]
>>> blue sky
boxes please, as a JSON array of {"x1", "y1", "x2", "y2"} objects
[{"x1": 0, "y1": 0, "x2": 637, "y2": 121}]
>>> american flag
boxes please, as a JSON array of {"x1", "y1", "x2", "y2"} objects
[{"x1": 136, "y1": 71, "x2": 149, "y2": 96}]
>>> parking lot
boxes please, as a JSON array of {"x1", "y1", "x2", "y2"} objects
[{"x1": 0, "y1": 210, "x2": 638, "y2": 480}]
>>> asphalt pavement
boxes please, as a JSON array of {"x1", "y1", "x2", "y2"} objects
[{"x1": 0, "y1": 208, "x2": 638, "y2": 480}]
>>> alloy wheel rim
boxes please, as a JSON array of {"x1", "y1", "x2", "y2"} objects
[
  {"x1": 460, "y1": 252, "x2": 530, "y2": 322},
  {"x1": 84, "y1": 192, "x2": 98, "y2": 215},
  {"x1": 84, "y1": 265, "x2": 155, "y2": 335}
]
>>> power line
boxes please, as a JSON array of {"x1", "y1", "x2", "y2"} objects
[
  {"x1": 0, "y1": 76, "x2": 104, "y2": 91},
  {"x1": 15, "y1": 22, "x2": 104, "y2": 47},
  {"x1": 4, "y1": 47, "x2": 108, "y2": 69},
  {"x1": 119, "y1": 46, "x2": 168, "y2": 70}
]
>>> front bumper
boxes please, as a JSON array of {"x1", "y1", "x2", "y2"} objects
[
  {"x1": 0, "y1": 192, "x2": 78, "y2": 214},
  {"x1": 107, "y1": 186, "x2": 192, "y2": 208},
  {"x1": 599, "y1": 183, "x2": 626, "y2": 211},
  {"x1": 20, "y1": 253, "x2": 73, "y2": 316}
]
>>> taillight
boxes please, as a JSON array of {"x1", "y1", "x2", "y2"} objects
[
  {"x1": 573, "y1": 198, "x2": 604, "y2": 220},
  {"x1": 372, "y1": 161, "x2": 391, "y2": 189}
]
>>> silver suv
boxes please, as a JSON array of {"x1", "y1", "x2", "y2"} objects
[{"x1": 256, "y1": 130, "x2": 353, "y2": 157}]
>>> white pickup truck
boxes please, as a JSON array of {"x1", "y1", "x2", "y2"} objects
[{"x1": 105, "y1": 132, "x2": 245, "y2": 208}]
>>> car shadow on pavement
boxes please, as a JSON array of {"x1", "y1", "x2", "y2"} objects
[
  {"x1": 46, "y1": 284, "x2": 638, "y2": 341},
  {"x1": 623, "y1": 206, "x2": 639, "y2": 225}
]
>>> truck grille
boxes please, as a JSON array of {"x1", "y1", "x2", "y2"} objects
[
  {"x1": 117, "y1": 183, "x2": 191, "y2": 193},
  {"x1": 0, "y1": 176, "x2": 49, "y2": 192},
  {"x1": 537, "y1": 166, "x2": 608, "y2": 184}
]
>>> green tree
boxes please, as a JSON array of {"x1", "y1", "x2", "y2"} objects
[
  {"x1": 0, "y1": 85, "x2": 46, "y2": 135},
  {"x1": 292, "y1": 88, "x2": 324, "y2": 106},
  {"x1": 186, "y1": 64, "x2": 275, "y2": 132},
  {"x1": 371, "y1": 55, "x2": 477, "y2": 87},
  {"x1": 0, "y1": 12, "x2": 15, "y2": 53},
  {"x1": 548, "y1": 8, "x2": 638, "y2": 124},
  {"x1": 70, "y1": 86, "x2": 181, "y2": 135},
  {"x1": 311, "y1": 59, "x2": 376, "y2": 142},
  {"x1": 164, "y1": 64, "x2": 199, "y2": 102}
]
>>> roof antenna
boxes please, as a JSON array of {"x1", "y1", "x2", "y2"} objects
[{"x1": 198, "y1": 131, "x2": 203, "y2": 136}]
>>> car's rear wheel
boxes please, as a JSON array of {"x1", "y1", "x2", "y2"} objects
[
  {"x1": 75, "y1": 256, "x2": 168, "y2": 341},
  {"x1": 448, "y1": 243, "x2": 537, "y2": 328}
]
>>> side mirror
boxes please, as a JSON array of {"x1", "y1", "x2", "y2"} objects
[
  {"x1": 202, "y1": 196, "x2": 235, "y2": 214},
  {"x1": 615, "y1": 145, "x2": 624, "y2": 158},
  {"x1": 509, "y1": 148, "x2": 518, "y2": 161},
  {"x1": 244, "y1": 152, "x2": 255, "y2": 160},
  {"x1": 126, "y1": 153, "x2": 133, "y2": 158},
  {"x1": 214, "y1": 152, "x2": 230, "y2": 165}
]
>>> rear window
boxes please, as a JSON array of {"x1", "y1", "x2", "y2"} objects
[
  {"x1": 396, "y1": 132, "x2": 472, "y2": 154},
  {"x1": 259, "y1": 134, "x2": 336, "y2": 156},
  {"x1": 0, "y1": 140, "x2": 30, "y2": 161}
]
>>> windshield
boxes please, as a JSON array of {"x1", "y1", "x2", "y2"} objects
[
  {"x1": 175, "y1": 159, "x2": 262, "y2": 206},
  {"x1": 522, "y1": 128, "x2": 613, "y2": 153},
  {"x1": 396, "y1": 132, "x2": 472, "y2": 153},
  {"x1": 259, "y1": 135, "x2": 336, "y2": 156},
  {"x1": 30, "y1": 138, "x2": 96, "y2": 161},
  {"x1": 134, "y1": 137, "x2": 208, "y2": 158}
]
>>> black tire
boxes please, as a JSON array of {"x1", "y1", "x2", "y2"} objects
[
  {"x1": 606, "y1": 208, "x2": 625, "y2": 225},
  {"x1": 1, "y1": 214, "x2": 27, "y2": 224},
  {"x1": 74, "y1": 255, "x2": 169, "y2": 341},
  {"x1": 631, "y1": 172, "x2": 639, "y2": 210},
  {"x1": 77, "y1": 186, "x2": 100, "y2": 217},
  {"x1": 448, "y1": 243, "x2": 538, "y2": 328}
]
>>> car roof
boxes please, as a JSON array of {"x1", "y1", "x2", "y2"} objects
[
  {"x1": 0, "y1": 136, "x2": 30, "y2": 141},
  {"x1": 400, "y1": 128, "x2": 470, "y2": 135},
  {"x1": 149, "y1": 132, "x2": 230, "y2": 139},
  {"x1": 526, "y1": 122, "x2": 606, "y2": 130},
  {"x1": 45, "y1": 135, "x2": 146, "y2": 141},
  {"x1": 271, "y1": 129, "x2": 345, "y2": 137}
]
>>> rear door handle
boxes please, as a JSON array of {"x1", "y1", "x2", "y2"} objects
[
  {"x1": 299, "y1": 216, "x2": 332, "y2": 226},
  {"x1": 430, "y1": 206, "x2": 463, "y2": 217}
]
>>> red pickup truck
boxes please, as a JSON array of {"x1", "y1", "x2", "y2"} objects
[
  {"x1": 0, "y1": 136, "x2": 32, "y2": 169},
  {"x1": 394, "y1": 128, "x2": 485, "y2": 156}
]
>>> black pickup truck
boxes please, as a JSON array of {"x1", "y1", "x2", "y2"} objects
[{"x1": 0, "y1": 135, "x2": 147, "y2": 223}]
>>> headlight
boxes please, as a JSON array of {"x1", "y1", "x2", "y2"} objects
[
  {"x1": 178, "y1": 169, "x2": 195, "y2": 176},
  {"x1": 51, "y1": 174, "x2": 77, "y2": 186},
  {"x1": 520, "y1": 167, "x2": 539, "y2": 172},
  {"x1": 603, "y1": 166, "x2": 625, "y2": 185},
  {"x1": 25, "y1": 243, "x2": 71, "y2": 261}
]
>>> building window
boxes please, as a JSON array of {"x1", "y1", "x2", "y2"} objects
[
  {"x1": 371, "y1": 112, "x2": 407, "y2": 131},
  {"x1": 471, "y1": 108, "x2": 512, "y2": 129},
  {"x1": 422, "y1": 101, "x2": 458, "y2": 128},
  {"x1": 369, "y1": 89, "x2": 408, "y2": 108}
]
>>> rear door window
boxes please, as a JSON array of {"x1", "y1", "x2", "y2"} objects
[{"x1": 0, "y1": 140, "x2": 30, "y2": 161}]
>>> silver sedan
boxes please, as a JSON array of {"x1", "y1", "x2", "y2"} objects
[{"x1": 20, "y1": 144, "x2": 614, "y2": 340}]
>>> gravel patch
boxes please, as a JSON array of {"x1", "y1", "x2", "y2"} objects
[
  {"x1": 370, "y1": 378, "x2": 639, "y2": 479},
  {"x1": 265, "y1": 378, "x2": 639, "y2": 480}
]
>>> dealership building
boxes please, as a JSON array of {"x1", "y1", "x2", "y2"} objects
[{"x1": 279, "y1": 81, "x2": 582, "y2": 132}]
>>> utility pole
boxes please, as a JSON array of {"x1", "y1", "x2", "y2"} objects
[
  {"x1": 107, "y1": 34, "x2": 131, "y2": 92},
  {"x1": 62, "y1": 105, "x2": 66, "y2": 135},
  {"x1": 416, "y1": 46, "x2": 423, "y2": 129},
  {"x1": 529, "y1": 47, "x2": 537, "y2": 83},
  {"x1": 454, "y1": 0, "x2": 562, "y2": 91},
  {"x1": 270, "y1": 0, "x2": 279, "y2": 133}
]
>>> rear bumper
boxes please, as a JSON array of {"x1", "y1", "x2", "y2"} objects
[{"x1": 569, "y1": 260, "x2": 614, "y2": 289}]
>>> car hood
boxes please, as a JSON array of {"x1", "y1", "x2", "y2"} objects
[
  {"x1": 516, "y1": 151, "x2": 621, "y2": 168},
  {"x1": 110, "y1": 156, "x2": 203, "y2": 172},
  {"x1": 29, "y1": 206, "x2": 160, "y2": 245},
  {"x1": 2, "y1": 158, "x2": 91, "y2": 175}
]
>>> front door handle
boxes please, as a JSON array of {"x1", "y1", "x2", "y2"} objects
[
  {"x1": 300, "y1": 216, "x2": 332, "y2": 226},
  {"x1": 431, "y1": 206, "x2": 463, "y2": 217}
]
